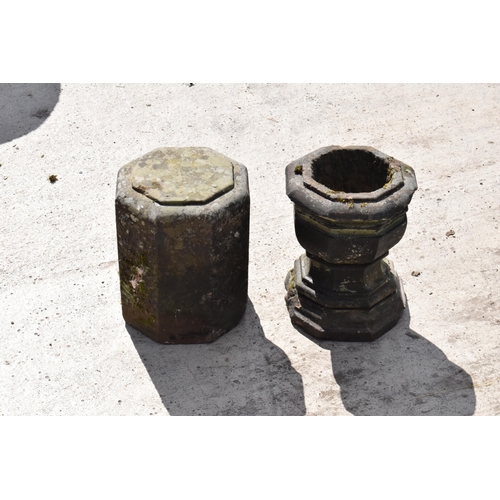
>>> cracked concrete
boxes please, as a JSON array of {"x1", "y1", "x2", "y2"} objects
[{"x1": 1, "y1": 83, "x2": 499, "y2": 415}]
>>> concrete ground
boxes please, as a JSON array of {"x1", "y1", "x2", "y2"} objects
[{"x1": 1, "y1": 83, "x2": 499, "y2": 416}]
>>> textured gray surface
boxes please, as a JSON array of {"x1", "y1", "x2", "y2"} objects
[
  {"x1": 1, "y1": 83, "x2": 499, "y2": 415},
  {"x1": 128, "y1": 147, "x2": 234, "y2": 205}
]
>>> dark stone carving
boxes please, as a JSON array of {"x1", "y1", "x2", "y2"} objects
[
  {"x1": 116, "y1": 147, "x2": 250, "y2": 344},
  {"x1": 285, "y1": 146, "x2": 418, "y2": 341}
]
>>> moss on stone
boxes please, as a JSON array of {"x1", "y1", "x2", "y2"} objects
[{"x1": 383, "y1": 168, "x2": 395, "y2": 189}]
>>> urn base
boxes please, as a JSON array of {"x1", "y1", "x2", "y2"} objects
[{"x1": 285, "y1": 255, "x2": 406, "y2": 342}]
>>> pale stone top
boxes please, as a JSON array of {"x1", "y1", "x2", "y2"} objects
[{"x1": 130, "y1": 147, "x2": 234, "y2": 205}]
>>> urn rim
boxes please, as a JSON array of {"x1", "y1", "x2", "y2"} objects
[{"x1": 286, "y1": 145, "x2": 418, "y2": 222}]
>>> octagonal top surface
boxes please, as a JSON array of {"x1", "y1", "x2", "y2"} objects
[{"x1": 130, "y1": 147, "x2": 234, "y2": 205}]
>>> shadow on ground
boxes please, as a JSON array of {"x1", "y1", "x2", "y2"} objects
[
  {"x1": 300, "y1": 306, "x2": 476, "y2": 416},
  {"x1": 0, "y1": 83, "x2": 61, "y2": 144},
  {"x1": 127, "y1": 300, "x2": 306, "y2": 415}
]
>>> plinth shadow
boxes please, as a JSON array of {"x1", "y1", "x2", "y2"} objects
[
  {"x1": 296, "y1": 306, "x2": 476, "y2": 416},
  {"x1": 127, "y1": 300, "x2": 306, "y2": 415},
  {"x1": 0, "y1": 83, "x2": 61, "y2": 144}
]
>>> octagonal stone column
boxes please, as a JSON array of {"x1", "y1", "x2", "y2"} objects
[
  {"x1": 116, "y1": 147, "x2": 250, "y2": 344},
  {"x1": 285, "y1": 146, "x2": 418, "y2": 341}
]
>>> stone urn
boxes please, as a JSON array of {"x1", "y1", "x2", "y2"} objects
[{"x1": 285, "y1": 146, "x2": 418, "y2": 341}]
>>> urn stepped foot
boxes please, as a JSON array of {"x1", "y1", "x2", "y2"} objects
[{"x1": 285, "y1": 256, "x2": 406, "y2": 342}]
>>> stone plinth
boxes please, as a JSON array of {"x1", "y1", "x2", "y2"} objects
[
  {"x1": 116, "y1": 147, "x2": 250, "y2": 344},
  {"x1": 285, "y1": 146, "x2": 417, "y2": 341}
]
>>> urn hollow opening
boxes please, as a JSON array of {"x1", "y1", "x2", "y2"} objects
[{"x1": 311, "y1": 149, "x2": 390, "y2": 193}]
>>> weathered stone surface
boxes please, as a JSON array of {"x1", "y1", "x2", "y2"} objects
[
  {"x1": 116, "y1": 147, "x2": 250, "y2": 344},
  {"x1": 130, "y1": 147, "x2": 234, "y2": 205},
  {"x1": 285, "y1": 145, "x2": 417, "y2": 341}
]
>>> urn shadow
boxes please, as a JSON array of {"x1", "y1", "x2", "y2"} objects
[
  {"x1": 0, "y1": 83, "x2": 61, "y2": 144},
  {"x1": 127, "y1": 299, "x2": 306, "y2": 416},
  {"x1": 295, "y1": 306, "x2": 476, "y2": 416}
]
